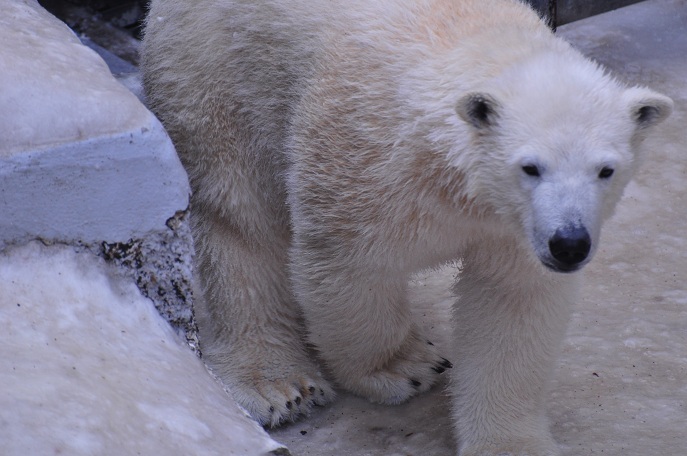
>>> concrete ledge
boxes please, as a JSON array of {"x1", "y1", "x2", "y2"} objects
[
  {"x1": 0, "y1": 117, "x2": 188, "y2": 246},
  {"x1": 0, "y1": 0, "x2": 189, "y2": 248}
]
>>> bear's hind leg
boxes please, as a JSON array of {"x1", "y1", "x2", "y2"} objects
[{"x1": 193, "y1": 204, "x2": 334, "y2": 427}]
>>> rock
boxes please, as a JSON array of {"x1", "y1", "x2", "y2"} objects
[{"x1": 0, "y1": 0, "x2": 195, "y2": 343}]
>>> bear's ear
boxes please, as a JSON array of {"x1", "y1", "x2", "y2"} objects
[
  {"x1": 624, "y1": 87, "x2": 673, "y2": 130},
  {"x1": 456, "y1": 93, "x2": 500, "y2": 129}
]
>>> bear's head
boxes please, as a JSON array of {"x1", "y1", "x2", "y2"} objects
[{"x1": 454, "y1": 52, "x2": 672, "y2": 273}]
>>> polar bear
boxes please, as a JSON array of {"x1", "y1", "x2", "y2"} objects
[{"x1": 141, "y1": 0, "x2": 671, "y2": 454}]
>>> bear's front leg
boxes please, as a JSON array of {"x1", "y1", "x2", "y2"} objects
[
  {"x1": 290, "y1": 232, "x2": 452, "y2": 404},
  {"x1": 451, "y1": 241, "x2": 579, "y2": 456}
]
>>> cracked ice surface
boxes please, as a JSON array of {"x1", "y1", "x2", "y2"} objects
[{"x1": 0, "y1": 243, "x2": 283, "y2": 456}]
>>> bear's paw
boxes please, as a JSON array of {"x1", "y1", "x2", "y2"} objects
[
  {"x1": 336, "y1": 330, "x2": 452, "y2": 404},
  {"x1": 206, "y1": 339, "x2": 336, "y2": 428},
  {"x1": 230, "y1": 361, "x2": 336, "y2": 428}
]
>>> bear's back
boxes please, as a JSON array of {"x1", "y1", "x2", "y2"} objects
[{"x1": 142, "y1": 0, "x2": 548, "y2": 164}]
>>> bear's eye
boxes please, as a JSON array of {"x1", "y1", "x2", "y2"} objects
[
  {"x1": 522, "y1": 165, "x2": 540, "y2": 177},
  {"x1": 598, "y1": 167, "x2": 615, "y2": 179}
]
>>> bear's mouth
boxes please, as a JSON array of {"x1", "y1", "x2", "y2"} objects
[{"x1": 540, "y1": 259, "x2": 585, "y2": 274}]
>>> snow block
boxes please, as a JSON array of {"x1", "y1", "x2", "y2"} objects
[
  {"x1": 0, "y1": 0, "x2": 189, "y2": 247},
  {"x1": 0, "y1": 243, "x2": 286, "y2": 456}
]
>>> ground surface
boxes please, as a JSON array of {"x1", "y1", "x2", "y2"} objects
[{"x1": 269, "y1": 1, "x2": 687, "y2": 454}]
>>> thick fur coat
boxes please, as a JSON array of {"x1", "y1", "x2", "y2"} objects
[{"x1": 141, "y1": 0, "x2": 672, "y2": 454}]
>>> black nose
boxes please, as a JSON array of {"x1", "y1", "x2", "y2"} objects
[{"x1": 548, "y1": 226, "x2": 591, "y2": 268}]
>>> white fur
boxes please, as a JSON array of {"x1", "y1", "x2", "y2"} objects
[{"x1": 141, "y1": 0, "x2": 672, "y2": 453}]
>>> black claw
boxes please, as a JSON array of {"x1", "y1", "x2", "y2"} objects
[
  {"x1": 427, "y1": 340, "x2": 435, "y2": 346},
  {"x1": 410, "y1": 379, "x2": 422, "y2": 388},
  {"x1": 269, "y1": 406, "x2": 275, "y2": 413},
  {"x1": 432, "y1": 365, "x2": 446, "y2": 374},
  {"x1": 295, "y1": 396, "x2": 302, "y2": 405},
  {"x1": 440, "y1": 358, "x2": 453, "y2": 369},
  {"x1": 308, "y1": 386, "x2": 316, "y2": 394},
  {"x1": 286, "y1": 401, "x2": 292, "y2": 410}
]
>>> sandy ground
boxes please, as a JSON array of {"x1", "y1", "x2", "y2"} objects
[{"x1": 269, "y1": 1, "x2": 687, "y2": 454}]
